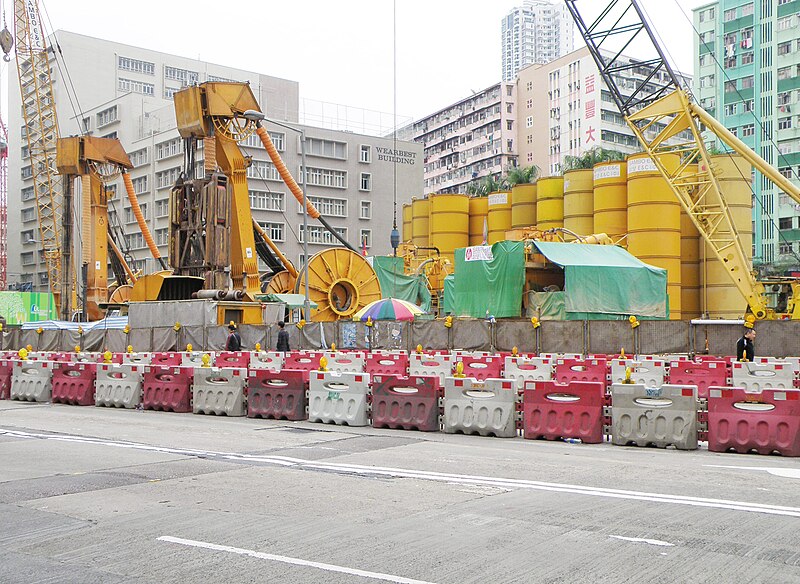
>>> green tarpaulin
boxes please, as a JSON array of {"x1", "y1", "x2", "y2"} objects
[
  {"x1": 453, "y1": 241, "x2": 525, "y2": 318},
  {"x1": 533, "y1": 242, "x2": 667, "y2": 318},
  {"x1": 443, "y1": 275, "x2": 455, "y2": 315},
  {"x1": 371, "y1": 256, "x2": 432, "y2": 312},
  {"x1": 0, "y1": 292, "x2": 57, "y2": 325}
]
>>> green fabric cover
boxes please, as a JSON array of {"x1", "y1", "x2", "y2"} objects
[
  {"x1": 443, "y1": 275, "x2": 455, "y2": 315},
  {"x1": 0, "y1": 292, "x2": 57, "y2": 325},
  {"x1": 372, "y1": 256, "x2": 432, "y2": 312},
  {"x1": 453, "y1": 241, "x2": 525, "y2": 318},
  {"x1": 533, "y1": 242, "x2": 667, "y2": 318},
  {"x1": 256, "y1": 293, "x2": 318, "y2": 309}
]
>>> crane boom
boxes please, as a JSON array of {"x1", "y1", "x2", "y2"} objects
[
  {"x1": 565, "y1": 0, "x2": 800, "y2": 319},
  {"x1": 14, "y1": 0, "x2": 67, "y2": 317}
]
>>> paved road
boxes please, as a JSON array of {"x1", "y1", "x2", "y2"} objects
[{"x1": 1, "y1": 400, "x2": 799, "y2": 584}]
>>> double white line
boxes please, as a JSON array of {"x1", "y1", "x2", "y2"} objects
[{"x1": 3, "y1": 427, "x2": 800, "y2": 518}]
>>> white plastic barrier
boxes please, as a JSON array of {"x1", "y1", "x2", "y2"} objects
[
  {"x1": 308, "y1": 370, "x2": 371, "y2": 426},
  {"x1": 541, "y1": 352, "x2": 582, "y2": 361},
  {"x1": 410, "y1": 353, "x2": 454, "y2": 385},
  {"x1": 95, "y1": 363, "x2": 144, "y2": 408},
  {"x1": 610, "y1": 359, "x2": 666, "y2": 388},
  {"x1": 11, "y1": 360, "x2": 53, "y2": 402},
  {"x1": 610, "y1": 383, "x2": 698, "y2": 450},
  {"x1": 248, "y1": 351, "x2": 285, "y2": 371},
  {"x1": 731, "y1": 361, "x2": 794, "y2": 392},
  {"x1": 638, "y1": 354, "x2": 691, "y2": 363},
  {"x1": 452, "y1": 350, "x2": 492, "y2": 358},
  {"x1": 504, "y1": 356, "x2": 553, "y2": 390},
  {"x1": 322, "y1": 351, "x2": 366, "y2": 373},
  {"x1": 192, "y1": 367, "x2": 246, "y2": 416},
  {"x1": 754, "y1": 356, "x2": 800, "y2": 374},
  {"x1": 442, "y1": 377, "x2": 517, "y2": 438},
  {"x1": 181, "y1": 351, "x2": 216, "y2": 368},
  {"x1": 73, "y1": 352, "x2": 102, "y2": 363},
  {"x1": 122, "y1": 352, "x2": 152, "y2": 366}
]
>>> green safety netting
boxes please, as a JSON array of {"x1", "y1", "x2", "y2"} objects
[
  {"x1": 532, "y1": 242, "x2": 667, "y2": 318},
  {"x1": 371, "y1": 256, "x2": 432, "y2": 312},
  {"x1": 453, "y1": 241, "x2": 525, "y2": 318}
]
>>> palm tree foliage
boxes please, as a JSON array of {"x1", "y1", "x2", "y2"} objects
[
  {"x1": 560, "y1": 146, "x2": 626, "y2": 172},
  {"x1": 504, "y1": 165, "x2": 540, "y2": 186}
]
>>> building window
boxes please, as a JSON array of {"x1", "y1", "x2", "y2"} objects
[
  {"x1": 725, "y1": 81, "x2": 737, "y2": 93},
  {"x1": 777, "y1": 16, "x2": 793, "y2": 31},
  {"x1": 21, "y1": 229, "x2": 34, "y2": 243},
  {"x1": 131, "y1": 175, "x2": 148, "y2": 194},
  {"x1": 780, "y1": 217, "x2": 794, "y2": 230},
  {"x1": 778, "y1": 41, "x2": 792, "y2": 56},
  {"x1": 249, "y1": 190, "x2": 284, "y2": 211},
  {"x1": 126, "y1": 233, "x2": 145, "y2": 250},
  {"x1": 155, "y1": 228, "x2": 169, "y2": 246},
  {"x1": 164, "y1": 87, "x2": 180, "y2": 100},
  {"x1": 299, "y1": 224, "x2": 347, "y2": 245},
  {"x1": 305, "y1": 137, "x2": 347, "y2": 159},
  {"x1": 779, "y1": 167, "x2": 793, "y2": 179},
  {"x1": 164, "y1": 66, "x2": 199, "y2": 85},
  {"x1": 723, "y1": 8, "x2": 736, "y2": 21},
  {"x1": 257, "y1": 221, "x2": 285, "y2": 242},
  {"x1": 724, "y1": 103, "x2": 738, "y2": 116},
  {"x1": 129, "y1": 148, "x2": 148, "y2": 167},
  {"x1": 21, "y1": 251, "x2": 34, "y2": 266},
  {"x1": 21, "y1": 186, "x2": 34, "y2": 201},
  {"x1": 359, "y1": 145, "x2": 371, "y2": 163},
  {"x1": 778, "y1": 117, "x2": 793, "y2": 130},
  {"x1": 360, "y1": 172, "x2": 372, "y2": 192},
  {"x1": 778, "y1": 66, "x2": 793, "y2": 81},
  {"x1": 118, "y1": 78, "x2": 154, "y2": 96},
  {"x1": 506, "y1": 120, "x2": 513, "y2": 131},
  {"x1": 780, "y1": 241, "x2": 793, "y2": 255},
  {"x1": 742, "y1": 124, "x2": 755, "y2": 137},
  {"x1": 155, "y1": 198, "x2": 169, "y2": 218},
  {"x1": 125, "y1": 203, "x2": 147, "y2": 224},
  {"x1": 360, "y1": 201, "x2": 371, "y2": 219},
  {"x1": 741, "y1": 3, "x2": 753, "y2": 16},
  {"x1": 247, "y1": 160, "x2": 281, "y2": 181},
  {"x1": 741, "y1": 76, "x2": 754, "y2": 89},
  {"x1": 300, "y1": 166, "x2": 347, "y2": 189},
  {"x1": 243, "y1": 131, "x2": 284, "y2": 151},
  {"x1": 741, "y1": 52, "x2": 754, "y2": 65},
  {"x1": 97, "y1": 105, "x2": 118, "y2": 127},
  {"x1": 156, "y1": 138, "x2": 182, "y2": 160},
  {"x1": 118, "y1": 56, "x2": 155, "y2": 75},
  {"x1": 303, "y1": 196, "x2": 346, "y2": 217},
  {"x1": 360, "y1": 229, "x2": 372, "y2": 249},
  {"x1": 156, "y1": 167, "x2": 180, "y2": 189}
]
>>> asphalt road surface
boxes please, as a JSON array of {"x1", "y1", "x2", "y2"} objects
[{"x1": 1, "y1": 400, "x2": 799, "y2": 584}]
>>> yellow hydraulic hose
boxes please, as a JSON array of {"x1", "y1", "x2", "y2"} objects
[
  {"x1": 107, "y1": 233, "x2": 137, "y2": 284},
  {"x1": 255, "y1": 125, "x2": 320, "y2": 219},
  {"x1": 122, "y1": 171, "x2": 165, "y2": 267},
  {"x1": 252, "y1": 218, "x2": 298, "y2": 278}
]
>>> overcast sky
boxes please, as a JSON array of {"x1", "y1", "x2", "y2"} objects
[{"x1": 9, "y1": 0, "x2": 706, "y2": 126}]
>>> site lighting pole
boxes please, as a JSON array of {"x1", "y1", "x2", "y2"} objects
[{"x1": 243, "y1": 111, "x2": 311, "y2": 322}]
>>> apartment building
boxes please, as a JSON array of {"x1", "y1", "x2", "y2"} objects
[
  {"x1": 516, "y1": 46, "x2": 693, "y2": 176},
  {"x1": 694, "y1": 1, "x2": 800, "y2": 267},
  {"x1": 397, "y1": 83, "x2": 517, "y2": 194},
  {"x1": 501, "y1": 0, "x2": 574, "y2": 82},
  {"x1": 8, "y1": 31, "x2": 422, "y2": 292}
]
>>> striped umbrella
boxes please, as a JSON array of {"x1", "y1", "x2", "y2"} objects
[{"x1": 353, "y1": 298, "x2": 426, "y2": 322}]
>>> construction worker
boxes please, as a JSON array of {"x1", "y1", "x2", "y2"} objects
[
  {"x1": 736, "y1": 328, "x2": 755, "y2": 362},
  {"x1": 276, "y1": 321, "x2": 290, "y2": 353},
  {"x1": 225, "y1": 323, "x2": 242, "y2": 351}
]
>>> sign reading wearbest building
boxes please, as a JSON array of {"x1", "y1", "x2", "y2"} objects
[{"x1": 376, "y1": 147, "x2": 417, "y2": 165}]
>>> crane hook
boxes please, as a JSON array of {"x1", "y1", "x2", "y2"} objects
[{"x1": 0, "y1": 26, "x2": 13, "y2": 62}]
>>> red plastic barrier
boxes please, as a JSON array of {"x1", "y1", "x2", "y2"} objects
[
  {"x1": 371, "y1": 374, "x2": 440, "y2": 431},
  {"x1": 284, "y1": 351, "x2": 324, "y2": 372},
  {"x1": 51, "y1": 362, "x2": 97, "y2": 405},
  {"x1": 554, "y1": 358, "x2": 608, "y2": 386},
  {"x1": 456, "y1": 355, "x2": 503, "y2": 381},
  {"x1": 30, "y1": 352, "x2": 71, "y2": 362},
  {"x1": 669, "y1": 360, "x2": 728, "y2": 399},
  {"x1": 365, "y1": 352, "x2": 409, "y2": 376},
  {"x1": 216, "y1": 351, "x2": 250, "y2": 368},
  {"x1": 708, "y1": 387, "x2": 800, "y2": 456},
  {"x1": 0, "y1": 359, "x2": 14, "y2": 399},
  {"x1": 143, "y1": 366, "x2": 193, "y2": 413},
  {"x1": 522, "y1": 380, "x2": 606, "y2": 443},
  {"x1": 151, "y1": 352, "x2": 183, "y2": 366},
  {"x1": 247, "y1": 369, "x2": 308, "y2": 420},
  {"x1": 696, "y1": 355, "x2": 735, "y2": 367}
]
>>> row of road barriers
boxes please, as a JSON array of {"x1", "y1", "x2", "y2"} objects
[{"x1": 1, "y1": 350, "x2": 798, "y2": 456}]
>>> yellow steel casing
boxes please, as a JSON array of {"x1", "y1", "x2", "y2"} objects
[
  {"x1": 536, "y1": 177, "x2": 564, "y2": 230},
  {"x1": 701, "y1": 154, "x2": 753, "y2": 319},
  {"x1": 411, "y1": 197, "x2": 431, "y2": 247},
  {"x1": 429, "y1": 193, "x2": 469, "y2": 262},
  {"x1": 296, "y1": 248, "x2": 382, "y2": 321},
  {"x1": 680, "y1": 164, "x2": 702, "y2": 319},
  {"x1": 511, "y1": 183, "x2": 537, "y2": 229},
  {"x1": 130, "y1": 272, "x2": 205, "y2": 302},
  {"x1": 563, "y1": 169, "x2": 594, "y2": 238},
  {"x1": 487, "y1": 191, "x2": 512, "y2": 244},
  {"x1": 216, "y1": 302, "x2": 264, "y2": 325},
  {"x1": 627, "y1": 153, "x2": 682, "y2": 320},
  {"x1": 55, "y1": 137, "x2": 82, "y2": 175},
  {"x1": 174, "y1": 86, "x2": 208, "y2": 138},
  {"x1": 468, "y1": 196, "x2": 488, "y2": 245},
  {"x1": 402, "y1": 203, "x2": 412, "y2": 242},
  {"x1": 593, "y1": 161, "x2": 628, "y2": 241},
  {"x1": 174, "y1": 82, "x2": 260, "y2": 139}
]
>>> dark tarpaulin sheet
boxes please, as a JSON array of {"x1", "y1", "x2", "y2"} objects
[
  {"x1": 372, "y1": 256, "x2": 432, "y2": 312},
  {"x1": 533, "y1": 242, "x2": 667, "y2": 318},
  {"x1": 453, "y1": 241, "x2": 525, "y2": 318}
]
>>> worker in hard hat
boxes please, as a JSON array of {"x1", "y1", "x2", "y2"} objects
[
  {"x1": 225, "y1": 322, "x2": 242, "y2": 351},
  {"x1": 736, "y1": 328, "x2": 755, "y2": 362}
]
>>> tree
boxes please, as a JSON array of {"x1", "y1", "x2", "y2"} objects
[
  {"x1": 561, "y1": 146, "x2": 626, "y2": 172},
  {"x1": 504, "y1": 165, "x2": 540, "y2": 186}
]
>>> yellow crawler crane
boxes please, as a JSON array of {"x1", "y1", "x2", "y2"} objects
[
  {"x1": 567, "y1": 0, "x2": 800, "y2": 319},
  {"x1": 172, "y1": 82, "x2": 380, "y2": 321}
]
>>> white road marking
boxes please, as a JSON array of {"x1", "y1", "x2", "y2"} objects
[
  {"x1": 158, "y1": 536, "x2": 437, "y2": 584},
  {"x1": 705, "y1": 465, "x2": 800, "y2": 480},
  {"x1": 609, "y1": 535, "x2": 675, "y2": 547},
  {"x1": 4, "y1": 428, "x2": 800, "y2": 518}
]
